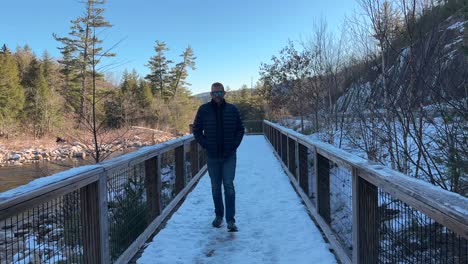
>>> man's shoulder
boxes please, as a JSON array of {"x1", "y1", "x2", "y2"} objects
[
  {"x1": 198, "y1": 102, "x2": 211, "y2": 111},
  {"x1": 225, "y1": 102, "x2": 239, "y2": 111}
]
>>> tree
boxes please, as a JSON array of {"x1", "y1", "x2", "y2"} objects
[
  {"x1": 145, "y1": 41, "x2": 173, "y2": 99},
  {"x1": 0, "y1": 46, "x2": 24, "y2": 136},
  {"x1": 119, "y1": 69, "x2": 140, "y2": 124},
  {"x1": 22, "y1": 58, "x2": 52, "y2": 138},
  {"x1": 14, "y1": 45, "x2": 35, "y2": 86},
  {"x1": 226, "y1": 84, "x2": 266, "y2": 122},
  {"x1": 169, "y1": 46, "x2": 196, "y2": 98},
  {"x1": 41, "y1": 51, "x2": 63, "y2": 131},
  {"x1": 259, "y1": 41, "x2": 314, "y2": 131},
  {"x1": 136, "y1": 79, "x2": 153, "y2": 109},
  {"x1": 54, "y1": 0, "x2": 114, "y2": 125},
  {"x1": 358, "y1": 0, "x2": 401, "y2": 169},
  {"x1": 56, "y1": 43, "x2": 81, "y2": 113},
  {"x1": 55, "y1": 0, "x2": 117, "y2": 163}
]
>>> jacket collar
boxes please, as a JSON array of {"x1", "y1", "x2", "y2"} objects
[{"x1": 210, "y1": 99, "x2": 226, "y2": 109}]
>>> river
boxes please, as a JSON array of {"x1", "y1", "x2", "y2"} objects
[
  {"x1": 0, "y1": 158, "x2": 91, "y2": 193},
  {"x1": 0, "y1": 149, "x2": 138, "y2": 193}
]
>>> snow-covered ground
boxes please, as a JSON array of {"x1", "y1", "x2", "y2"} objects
[{"x1": 137, "y1": 135, "x2": 337, "y2": 264}]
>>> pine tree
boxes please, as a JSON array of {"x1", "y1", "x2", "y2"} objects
[
  {"x1": 1, "y1": 44, "x2": 10, "y2": 54},
  {"x1": 0, "y1": 47, "x2": 25, "y2": 134},
  {"x1": 55, "y1": 0, "x2": 116, "y2": 162},
  {"x1": 54, "y1": 0, "x2": 114, "y2": 122},
  {"x1": 145, "y1": 41, "x2": 173, "y2": 99},
  {"x1": 23, "y1": 58, "x2": 52, "y2": 138},
  {"x1": 119, "y1": 69, "x2": 140, "y2": 123},
  {"x1": 169, "y1": 46, "x2": 196, "y2": 98},
  {"x1": 136, "y1": 79, "x2": 153, "y2": 109},
  {"x1": 57, "y1": 45, "x2": 81, "y2": 112},
  {"x1": 14, "y1": 45, "x2": 35, "y2": 85}
]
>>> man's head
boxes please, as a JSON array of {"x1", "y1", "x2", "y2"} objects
[{"x1": 210, "y1": 82, "x2": 225, "y2": 104}]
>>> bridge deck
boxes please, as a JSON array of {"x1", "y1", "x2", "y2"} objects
[{"x1": 137, "y1": 135, "x2": 337, "y2": 264}]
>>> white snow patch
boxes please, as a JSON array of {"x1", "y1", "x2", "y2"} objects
[{"x1": 447, "y1": 21, "x2": 466, "y2": 31}]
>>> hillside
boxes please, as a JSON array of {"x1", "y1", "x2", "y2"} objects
[{"x1": 338, "y1": 14, "x2": 467, "y2": 112}]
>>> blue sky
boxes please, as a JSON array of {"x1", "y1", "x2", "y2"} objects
[{"x1": 1, "y1": 0, "x2": 358, "y2": 95}]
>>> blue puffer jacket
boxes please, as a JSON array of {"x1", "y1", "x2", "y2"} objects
[{"x1": 192, "y1": 99, "x2": 244, "y2": 158}]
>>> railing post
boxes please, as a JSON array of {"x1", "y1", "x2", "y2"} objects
[
  {"x1": 269, "y1": 125, "x2": 271, "y2": 141},
  {"x1": 352, "y1": 168, "x2": 378, "y2": 264},
  {"x1": 175, "y1": 144, "x2": 185, "y2": 194},
  {"x1": 145, "y1": 156, "x2": 161, "y2": 220},
  {"x1": 315, "y1": 150, "x2": 331, "y2": 224},
  {"x1": 277, "y1": 130, "x2": 280, "y2": 153},
  {"x1": 277, "y1": 130, "x2": 281, "y2": 154},
  {"x1": 281, "y1": 134, "x2": 287, "y2": 165},
  {"x1": 80, "y1": 181, "x2": 103, "y2": 263},
  {"x1": 268, "y1": 125, "x2": 270, "y2": 141},
  {"x1": 98, "y1": 175, "x2": 110, "y2": 264},
  {"x1": 286, "y1": 135, "x2": 290, "y2": 169},
  {"x1": 275, "y1": 130, "x2": 278, "y2": 153},
  {"x1": 190, "y1": 140, "x2": 199, "y2": 176},
  {"x1": 295, "y1": 141, "x2": 300, "y2": 180},
  {"x1": 298, "y1": 143, "x2": 309, "y2": 195},
  {"x1": 288, "y1": 137, "x2": 296, "y2": 178}
]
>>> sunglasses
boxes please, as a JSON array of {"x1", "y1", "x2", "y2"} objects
[{"x1": 211, "y1": 91, "x2": 225, "y2": 97}]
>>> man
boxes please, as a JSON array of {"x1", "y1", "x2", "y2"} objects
[{"x1": 192, "y1": 82, "x2": 244, "y2": 232}]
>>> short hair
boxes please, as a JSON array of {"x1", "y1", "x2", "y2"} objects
[{"x1": 211, "y1": 82, "x2": 224, "y2": 91}]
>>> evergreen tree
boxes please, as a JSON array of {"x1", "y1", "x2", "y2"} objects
[
  {"x1": 169, "y1": 46, "x2": 196, "y2": 98},
  {"x1": 23, "y1": 59, "x2": 52, "y2": 138},
  {"x1": 14, "y1": 45, "x2": 35, "y2": 86},
  {"x1": 145, "y1": 41, "x2": 173, "y2": 99},
  {"x1": 119, "y1": 69, "x2": 140, "y2": 123},
  {"x1": 57, "y1": 45, "x2": 81, "y2": 112},
  {"x1": 41, "y1": 51, "x2": 62, "y2": 132},
  {"x1": 55, "y1": 0, "x2": 116, "y2": 162},
  {"x1": 54, "y1": 0, "x2": 113, "y2": 122},
  {"x1": 1, "y1": 44, "x2": 10, "y2": 54},
  {"x1": 136, "y1": 79, "x2": 153, "y2": 109},
  {"x1": 41, "y1": 51, "x2": 58, "y2": 91},
  {"x1": 0, "y1": 46, "x2": 24, "y2": 134}
]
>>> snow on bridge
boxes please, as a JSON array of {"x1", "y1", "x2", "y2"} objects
[{"x1": 137, "y1": 135, "x2": 337, "y2": 264}]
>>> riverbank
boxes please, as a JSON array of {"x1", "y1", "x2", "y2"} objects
[{"x1": 0, "y1": 127, "x2": 177, "y2": 166}]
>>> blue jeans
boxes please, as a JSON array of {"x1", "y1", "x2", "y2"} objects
[{"x1": 206, "y1": 153, "x2": 237, "y2": 223}]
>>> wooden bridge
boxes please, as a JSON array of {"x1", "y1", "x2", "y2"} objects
[{"x1": 0, "y1": 120, "x2": 467, "y2": 263}]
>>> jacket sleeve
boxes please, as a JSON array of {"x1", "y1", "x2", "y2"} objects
[
  {"x1": 192, "y1": 105, "x2": 207, "y2": 149},
  {"x1": 234, "y1": 107, "x2": 245, "y2": 149}
]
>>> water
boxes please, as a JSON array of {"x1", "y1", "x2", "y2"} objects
[
  {"x1": 0, "y1": 147, "x2": 140, "y2": 193},
  {"x1": 0, "y1": 158, "x2": 91, "y2": 193}
]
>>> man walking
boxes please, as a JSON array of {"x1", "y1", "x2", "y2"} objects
[{"x1": 192, "y1": 82, "x2": 244, "y2": 232}]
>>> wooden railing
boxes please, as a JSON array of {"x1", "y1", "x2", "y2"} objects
[
  {"x1": 0, "y1": 135, "x2": 207, "y2": 263},
  {"x1": 263, "y1": 120, "x2": 467, "y2": 264}
]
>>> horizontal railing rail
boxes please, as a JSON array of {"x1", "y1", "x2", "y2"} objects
[
  {"x1": 0, "y1": 134, "x2": 207, "y2": 264},
  {"x1": 263, "y1": 120, "x2": 467, "y2": 264}
]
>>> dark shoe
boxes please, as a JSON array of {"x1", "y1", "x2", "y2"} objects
[
  {"x1": 212, "y1": 216, "x2": 223, "y2": 228},
  {"x1": 227, "y1": 221, "x2": 238, "y2": 232}
]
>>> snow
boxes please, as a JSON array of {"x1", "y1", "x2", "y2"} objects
[
  {"x1": 137, "y1": 135, "x2": 337, "y2": 264},
  {"x1": 447, "y1": 21, "x2": 465, "y2": 31}
]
